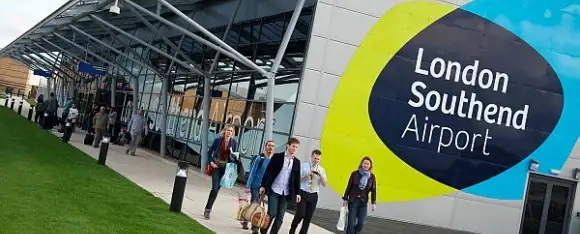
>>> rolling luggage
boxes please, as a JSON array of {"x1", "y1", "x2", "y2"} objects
[{"x1": 84, "y1": 133, "x2": 94, "y2": 145}]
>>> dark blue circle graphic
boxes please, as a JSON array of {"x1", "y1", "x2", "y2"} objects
[{"x1": 368, "y1": 8, "x2": 564, "y2": 190}]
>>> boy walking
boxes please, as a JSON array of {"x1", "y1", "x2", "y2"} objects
[
  {"x1": 259, "y1": 137, "x2": 302, "y2": 234},
  {"x1": 242, "y1": 141, "x2": 275, "y2": 233},
  {"x1": 290, "y1": 150, "x2": 327, "y2": 234}
]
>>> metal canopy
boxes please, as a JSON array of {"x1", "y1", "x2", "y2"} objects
[{"x1": 1, "y1": 0, "x2": 310, "y2": 173}]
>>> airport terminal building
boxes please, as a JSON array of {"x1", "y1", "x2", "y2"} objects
[{"x1": 3, "y1": 0, "x2": 580, "y2": 233}]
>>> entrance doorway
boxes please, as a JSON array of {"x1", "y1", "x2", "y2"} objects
[{"x1": 521, "y1": 173, "x2": 577, "y2": 234}]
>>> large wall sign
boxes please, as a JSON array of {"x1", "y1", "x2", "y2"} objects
[{"x1": 322, "y1": 0, "x2": 580, "y2": 202}]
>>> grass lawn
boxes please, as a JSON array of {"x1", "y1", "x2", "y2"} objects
[
  {"x1": 24, "y1": 97, "x2": 37, "y2": 106},
  {"x1": 0, "y1": 108, "x2": 213, "y2": 234}
]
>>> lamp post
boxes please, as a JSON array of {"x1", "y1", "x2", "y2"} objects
[
  {"x1": 169, "y1": 161, "x2": 189, "y2": 213},
  {"x1": 98, "y1": 136, "x2": 111, "y2": 166}
]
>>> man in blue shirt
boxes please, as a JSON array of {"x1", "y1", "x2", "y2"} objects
[
  {"x1": 242, "y1": 140, "x2": 275, "y2": 233},
  {"x1": 290, "y1": 149, "x2": 327, "y2": 234}
]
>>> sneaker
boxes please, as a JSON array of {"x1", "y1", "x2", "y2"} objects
[
  {"x1": 204, "y1": 209, "x2": 211, "y2": 220},
  {"x1": 125, "y1": 149, "x2": 129, "y2": 154},
  {"x1": 241, "y1": 222, "x2": 249, "y2": 230}
]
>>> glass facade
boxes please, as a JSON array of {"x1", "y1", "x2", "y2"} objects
[{"x1": 104, "y1": 6, "x2": 314, "y2": 171}]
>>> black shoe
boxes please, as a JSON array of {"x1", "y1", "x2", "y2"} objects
[
  {"x1": 242, "y1": 222, "x2": 249, "y2": 230},
  {"x1": 204, "y1": 209, "x2": 211, "y2": 220}
]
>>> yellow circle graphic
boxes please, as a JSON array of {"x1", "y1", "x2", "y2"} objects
[{"x1": 321, "y1": 1, "x2": 460, "y2": 202}]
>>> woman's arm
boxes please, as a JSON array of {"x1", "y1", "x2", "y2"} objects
[
  {"x1": 232, "y1": 139, "x2": 239, "y2": 152},
  {"x1": 343, "y1": 172, "x2": 355, "y2": 201},
  {"x1": 207, "y1": 138, "x2": 219, "y2": 163},
  {"x1": 370, "y1": 175, "x2": 377, "y2": 204}
]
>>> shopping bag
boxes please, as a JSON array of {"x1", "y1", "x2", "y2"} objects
[
  {"x1": 236, "y1": 191, "x2": 250, "y2": 221},
  {"x1": 336, "y1": 206, "x2": 348, "y2": 231},
  {"x1": 220, "y1": 163, "x2": 238, "y2": 189}
]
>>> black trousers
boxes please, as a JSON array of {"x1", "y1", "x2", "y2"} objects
[{"x1": 290, "y1": 191, "x2": 319, "y2": 234}]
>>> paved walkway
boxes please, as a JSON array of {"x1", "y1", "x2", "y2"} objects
[{"x1": 48, "y1": 128, "x2": 333, "y2": 234}]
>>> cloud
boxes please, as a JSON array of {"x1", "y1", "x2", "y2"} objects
[{"x1": 0, "y1": 0, "x2": 68, "y2": 48}]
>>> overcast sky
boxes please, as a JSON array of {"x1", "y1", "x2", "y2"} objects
[{"x1": 0, "y1": 0, "x2": 68, "y2": 48}]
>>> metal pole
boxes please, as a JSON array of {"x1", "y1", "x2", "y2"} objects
[
  {"x1": 201, "y1": 0, "x2": 243, "y2": 174},
  {"x1": 265, "y1": 0, "x2": 306, "y2": 141},
  {"x1": 29, "y1": 45, "x2": 79, "y2": 82},
  {"x1": 17, "y1": 101, "x2": 23, "y2": 115},
  {"x1": 69, "y1": 25, "x2": 164, "y2": 77},
  {"x1": 51, "y1": 33, "x2": 138, "y2": 80},
  {"x1": 159, "y1": 33, "x2": 189, "y2": 159},
  {"x1": 111, "y1": 76, "x2": 116, "y2": 108},
  {"x1": 169, "y1": 161, "x2": 189, "y2": 212},
  {"x1": 90, "y1": 15, "x2": 205, "y2": 76},
  {"x1": 158, "y1": 0, "x2": 267, "y2": 75},
  {"x1": 22, "y1": 51, "x2": 60, "y2": 97},
  {"x1": 28, "y1": 105, "x2": 34, "y2": 121},
  {"x1": 124, "y1": 4, "x2": 200, "y2": 70},
  {"x1": 132, "y1": 75, "x2": 138, "y2": 116},
  {"x1": 98, "y1": 136, "x2": 111, "y2": 165},
  {"x1": 24, "y1": 47, "x2": 71, "y2": 94},
  {"x1": 123, "y1": 0, "x2": 259, "y2": 72},
  {"x1": 160, "y1": 74, "x2": 168, "y2": 157}
]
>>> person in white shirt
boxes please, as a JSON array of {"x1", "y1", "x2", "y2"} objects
[
  {"x1": 259, "y1": 137, "x2": 302, "y2": 234},
  {"x1": 125, "y1": 110, "x2": 148, "y2": 156},
  {"x1": 61, "y1": 104, "x2": 78, "y2": 143},
  {"x1": 290, "y1": 149, "x2": 327, "y2": 234}
]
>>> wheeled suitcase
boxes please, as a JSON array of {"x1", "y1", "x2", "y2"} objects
[{"x1": 84, "y1": 133, "x2": 94, "y2": 145}]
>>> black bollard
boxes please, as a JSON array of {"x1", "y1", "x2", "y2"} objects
[
  {"x1": 97, "y1": 136, "x2": 111, "y2": 166},
  {"x1": 17, "y1": 101, "x2": 23, "y2": 115},
  {"x1": 10, "y1": 99, "x2": 15, "y2": 110},
  {"x1": 3, "y1": 98, "x2": 7, "y2": 107},
  {"x1": 27, "y1": 105, "x2": 34, "y2": 121},
  {"x1": 169, "y1": 161, "x2": 189, "y2": 213}
]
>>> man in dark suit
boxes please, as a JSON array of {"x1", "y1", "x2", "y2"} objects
[{"x1": 259, "y1": 137, "x2": 302, "y2": 234}]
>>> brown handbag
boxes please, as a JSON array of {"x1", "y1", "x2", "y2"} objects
[{"x1": 241, "y1": 195, "x2": 270, "y2": 229}]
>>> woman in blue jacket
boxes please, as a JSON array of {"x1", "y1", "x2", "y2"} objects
[{"x1": 204, "y1": 124, "x2": 240, "y2": 219}]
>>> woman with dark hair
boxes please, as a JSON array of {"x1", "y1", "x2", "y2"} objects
[
  {"x1": 203, "y1": 124, "x2": 242, "y2": 219},
  {"x1": 342, "y1": 156, "x2": 377, "y2": 234},
  {"x1": 35, "y1": 94, "x2": 45, "y2": 124}
]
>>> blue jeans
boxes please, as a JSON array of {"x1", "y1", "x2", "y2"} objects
[
  {"x1": 205, "y1": 166, "x2": 225, "y2": 210},
  {"x1": 262, "y1": 190, "x2": 288, "y2": 234},
  {"x1": 250, "y1": 187, "x2": 260, "y2": 202},
  {"x1": 346, "y1": 199, "x2": 368, "y2": 234}
]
